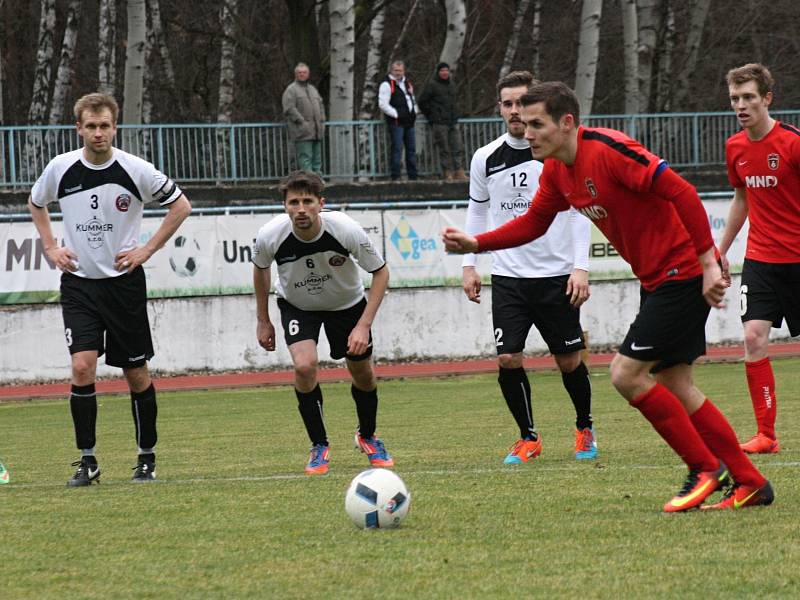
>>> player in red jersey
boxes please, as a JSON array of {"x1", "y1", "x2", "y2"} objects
[
  {"x1": 719, "y1": 63, "x2": 800, "y2": 455},
  {"x1": 442, "y1": 81, "x2": 773, "y2": 511}
]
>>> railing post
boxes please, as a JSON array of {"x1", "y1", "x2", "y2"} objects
[
  {"x1": 157, "y1": 126, "x2": 165, "y2": 172},
  {"x1": 230, "y1": 125, "x2": 237, "y2": 181},
  {"x1": 9, "y1": 130, "x2": 16, "y2": 187},
  {"x1": 692, "y1": 114, "x2": 700, "y2": 166},
  {"x1": 369, "y1": 123, "x2": 377, "y2": 179}
]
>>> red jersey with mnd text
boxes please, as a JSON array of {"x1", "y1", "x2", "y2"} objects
[
  {"x1": 726, "y1": 121, "x2": 800, "y2": 263},
  {"x1": 527, "y1": 127, "x2": 709, "y2": 290}
]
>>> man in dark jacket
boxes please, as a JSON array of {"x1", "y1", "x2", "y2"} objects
[
  {"x1": 378, "y1": 61, "x2": 418, "y2": 181},
  {"x1": 418, "y1": 63, "x2": 467, "y2": 180}
]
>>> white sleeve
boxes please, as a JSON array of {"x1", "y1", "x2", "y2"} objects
[
  {"x1": 30, "y1": 161, "x2": 59, "y2": 207},
  {"x1": 569, "y1": 207, "x2": 591, "y2": 272},
  {"x1": 251, "y1": 222, "x2": 276, "y2": 269},
  {"x1": 349, "y1": 221, "x2": 386, "y2": 272},
  {"x1": 462, "y1": 151, "x2": 489, "y2": 268},
  {"x1": 378, "y1": 81, "x2": 397, "y2": 119}
]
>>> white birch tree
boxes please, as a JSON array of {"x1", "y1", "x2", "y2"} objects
[
  {"x1": 49, "y1": 0, "x2": 82, "y2": 125},
  {"x1": 499, "y1": 0, "x2": 531, "y2": 80},
  {"x1": 655, "y1": 1, "x2": 675, "y2": 111},
  {"x1": 637, "y1": 0, "x2": 661, "y2": 113},
  {"x1": 574, "y1": 0, "x2": 603, "y2": 116},
  {"x1": 98, "y1": 0, "x2": 117, "y2": 96},
  {"x1": 328, "y1": 0, "x2": 355, "y2": 179},
  {"x1": 673, "y1": 0, "x2": 711, "y2": 108},
  {"x1": 621, "y1": 0, "x2": 639, "y2": 114},
  {"x1": 357, "y1": 5, "x2": 385, "y2": 179},
  {"x1": 439, "y1": 0, "x2": 466, "y2": 70},
  {"x1": 123, "y1": 0, "x2": 146, "y2": 125},
  {"x1": 216, "y1": 0, "x2": 237, "y2": 180},
  {"x1": 531, "y1": 0, "x2": 542, "y2": 76},
  {"x1": 0, "y1": 0, "x2": 5, "y2": 125},
  {"x1": 28, "y1": 0, "x2": 56, "y2": 126}
]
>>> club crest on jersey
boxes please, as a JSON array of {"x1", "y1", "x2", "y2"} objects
[
  {"x1": 767, "y1": 153, "x2": 779, "y2": 170},
  {"x1": 328, "y1": 255, "x2": 347, "y2": 267},
  {"x1": 584, "y1": 177, "x2": 598, "y2": 198},
  {"x1": 116, "y1": 193, "x2": 132, "y2": 212}
]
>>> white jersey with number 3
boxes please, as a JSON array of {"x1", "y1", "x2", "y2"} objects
[
  {"x1": 252, "y1": 210, "x2": 386, "y2": 311},
  {"x1": 30, "y1": 148, "x2": 182, "y2": 279},
  {"x1": 462, "y1": 133, "x2": 589, "y2": 277}
]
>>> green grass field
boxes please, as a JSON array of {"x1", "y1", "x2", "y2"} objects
[{"x1": 2, "y1": 360, "x2": 799, "y2": 599}]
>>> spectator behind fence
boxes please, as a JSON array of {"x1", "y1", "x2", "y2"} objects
[
  {"x1": 282, "y1": 63, "x2": 325, "y2": 173},
  {"x1": 418, "y1": 62, "x2": 467, "y2": 181},
  {"x1": 378, "y1": 61, "x2": 418, "y2": 181}
]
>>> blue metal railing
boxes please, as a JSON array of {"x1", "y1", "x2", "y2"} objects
[{"x1": 3, "y1": 110, "x2": 800, "y2": 188}]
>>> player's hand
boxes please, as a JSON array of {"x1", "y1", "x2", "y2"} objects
[
  {"x1": 462, "y1": 267, "x2": 482, "y2": 303},
  {"x1": 702, "y1": 262, "x2": 727, "y2": 309},
  {"x1": 720, "y1": 253, "x2": 732, "y2": 286},
  {"x1": 47, "y1": 246, "x2": 79, "y2": 272},
  {"x1": 114, "y1": 246, "x2": 153, "y2": 272},
  {"x1": 347, "y1": 323, "x2": 371, "y2": 356},
  {"x1": 441, "y1": 227, "x2": 479, "y2": 254},
  {"x1": 257, "y1": 320, "x2": 276, "y2": 351},
  {"x1": 566, "y1": 269, "x2": 590, "y2": 307}
]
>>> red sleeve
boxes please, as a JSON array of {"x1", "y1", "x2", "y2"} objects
[
  {"x1": 476, "y1": 163, "x2": 569, "y2": 252},
  {"x1": 726, "y1": 138, "x2": 744, "y2": 188},
  {"x1": 651, "y1": 167, "x2": 715, "y2": 256}
]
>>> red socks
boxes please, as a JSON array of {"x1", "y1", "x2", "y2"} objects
[
  {"x1": 631, "y1": 384, "x2": 718, "y2": 472},
  {"x1": 689, "y1": 399, "x2": 766, "y2": 488},
  {"x1": 745, "y1": 357, "x2": 777, "y2": 439}
]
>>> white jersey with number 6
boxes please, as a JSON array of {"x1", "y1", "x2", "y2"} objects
[{"x1": 252, "y1": 210, "x2": 386, "y2": 311}]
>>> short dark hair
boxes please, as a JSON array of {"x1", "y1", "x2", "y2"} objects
[
  {"x1": 74, "y1": 92, "x2": 119, "y2": 123},
  {"x1": 496, "y1": 71, "x2": 536, "y2": 98},
  {"x1": 279, "y1": 170, "x2": 325, "y2": 201},
  {"x1": 726, "y1": 63, "x2": 774, "y2": 97},
  {"x1": 520, "y1": 81, "x2": 581, "y2": 126}
]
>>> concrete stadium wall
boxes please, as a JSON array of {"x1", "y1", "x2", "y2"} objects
[{"x1": 0, "y1": 275, "x2": 790, "y2": 384}]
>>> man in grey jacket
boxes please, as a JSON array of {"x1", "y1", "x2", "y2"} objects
[{"x1": 282, "y1": 63, "x2": 326, "y2": 173}]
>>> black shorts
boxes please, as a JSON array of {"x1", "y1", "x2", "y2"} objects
[
  {"x1": 491, "y1": 274, "x2": 585, "y2": 356},
  {"x1": 277, "y1": 297, "x2": 372, "y2": 361},
  {"x1": 619, "y1": 276, "x2": 709, "y2": 372},
  {"x1": 740, "y1": 258, "x2": 800, "y2": 336},
  {"x1": 60, "y1": 268, "x2": 154, "y2": 369}
]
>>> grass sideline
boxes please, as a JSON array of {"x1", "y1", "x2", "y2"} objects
[{"x1": 1, "y1": 360, "x2": 798, "y2": 599}]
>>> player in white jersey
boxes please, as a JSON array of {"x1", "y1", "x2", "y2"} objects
[
  {"x1": 461, "y1": 71, "x2": 596, "y2": 463},
  {"x1": 28, "y1": 93, "x2": 191, "y2": 486},
  {"x1": 252, "y1": 171, "x2": 393, "y2": 475}
]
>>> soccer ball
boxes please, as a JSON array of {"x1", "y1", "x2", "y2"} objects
[
  {"x1": 168, "y1": 235, "x2": 200, "y2": 277},
  {"x1": 344, "y1": 468, "x2": 411, "y2": 529}
]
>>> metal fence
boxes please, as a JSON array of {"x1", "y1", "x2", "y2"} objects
[{"x1": 3, "y1": 110, "x2": 800, "y2": 188}]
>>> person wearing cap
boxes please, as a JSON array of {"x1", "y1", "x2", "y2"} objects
[{"x1": 418, "y1": 62, "x2": 467, "y2": 181}]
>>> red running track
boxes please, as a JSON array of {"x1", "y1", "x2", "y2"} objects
[{"x1": 2, "y1": 342, "x2": 800, "y2": 402}]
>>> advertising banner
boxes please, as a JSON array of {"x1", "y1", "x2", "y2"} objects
[{"x1": 0, "y1": 201, "x2": 747, "y2": 305}]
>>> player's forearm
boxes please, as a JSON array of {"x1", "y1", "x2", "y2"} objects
[
  {"x1": 144, "y1": 196, "x2": 192, "y2": 255},
  {"x1": 27, "y1": 197, "x2": 58, "y2": 250},
  {"x1": 718, "y1": 189, "x2": 748, "y2": 255},
  {"x1": 462, "y1": 199, "x2": 488, "y2": 267},
  {"x1": 359, "y1": 266, "x2": 389, "y2": 327},
  {"x1": 253, "y1": 266, "x2": 272, "y2": 323},
  {"x1": 475, "y1": 206, "x2": 551, "y2": 252}
]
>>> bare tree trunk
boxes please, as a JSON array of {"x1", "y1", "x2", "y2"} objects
[
  {"x1": 531, "y1": 0, "x2": 541, "y2": 76},
  {"x1": 149, "y1": 0, "x2": 176, "y2": 92},
  {"x1": 329, "y1": 0, "x2": 355, "y2": 180},
  {"x1": 98, "y1": 0, "x2": 116, "y2": 96},
  {"x1": 0, "y1": 0, "x2": 5, "y2": 124},
  {"x1": 499, "y1": 0, "x2": 531, "y2": 80},
  {"x1": 574, "y1": 0, "x2": 603, "y2": 116},
  {"x1": 673, "y1": 0, "x2": 710, "y2": 109},
  {"x1": 621, "y1": 0, "x2": 639, "y2": 114},
  {"x1": 440, "y1": 0, "x2": 467, "y2": 70},
  {"x1": 637, "y1": 0, "x2": 661, "y2": 113},
  {"x1": 655, "y1": 0, "x2": 674, "y2": 111},
  {"x1": 28, "y1": 0, "x2": 56, "y2": 125},
  {"x1": 216, "y1": 0, "x2": 237, "y2": 181},
  {"x1": 123, "y1": 0, "x2": 146, "y2": 131},
  {"x1": 388, "y1": 0, "x2": 422, "y2": 66},
  {"x1": 357, "y1": 5, "x2": 385, "y2": 179},
  {"x1": 285, "y1": 0, "x2": 321, "y2": 77},
  {"x1": 48, "y1": 0, "x2": 82, "y2": 125}
]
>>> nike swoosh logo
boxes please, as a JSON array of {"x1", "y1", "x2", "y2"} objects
[
  {"x1": 670, "y1": 480, "x2": 714, "y2": 508},
  {"x1": 738, "y1": 161, "x2": 749, "y2": 166},
  {"x1": 88, "y1": 467, "x2": 99, "y2": 479},
  {"x1": 734, "y1": 488, "x2": 760, "y2": 508},
  {"x1": 630, "y1": 342, "x2": 654, "y2": 351}
]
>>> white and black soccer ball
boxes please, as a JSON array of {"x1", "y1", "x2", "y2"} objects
[
  {"x1": 344, "y1": 468, "x2": 411, "y2": 529},
  {"x1": 168, "y1": 235, "x2": 200, "y2": 277}
]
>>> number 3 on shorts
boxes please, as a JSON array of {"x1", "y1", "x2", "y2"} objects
[
  {"x1": 739, "y1": 284, "x2": 748, "y2": 317},
  {"x1": 288, "y1": 319, "x2": 300, "y2": 336},
  {"x1": 65, "y1": 327, "x2": 73, "y2": 347}
]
